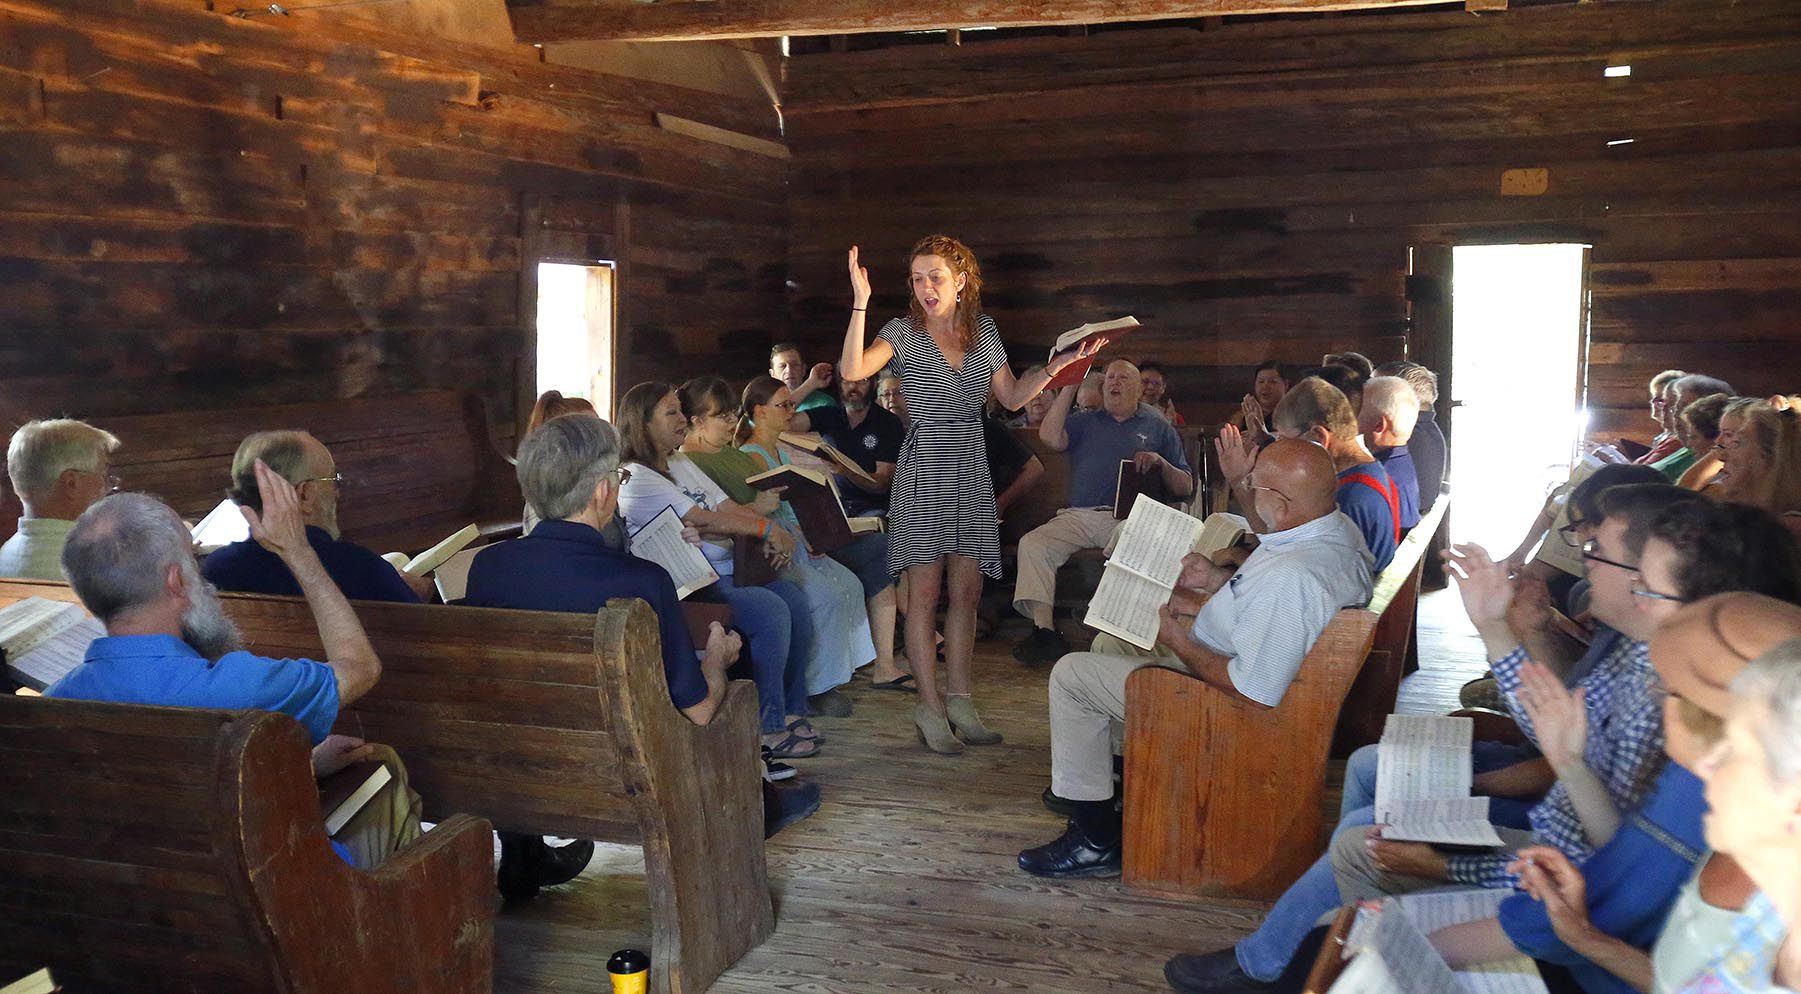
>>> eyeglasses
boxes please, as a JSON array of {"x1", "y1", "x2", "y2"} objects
[
  {"x1": 299, "y1": 474, "x2": 346, "y2": 488},
  {"x1": 75, "y1": 467, "x2": 121, "y2": 492},
  {"x1": 1630, "y1": 576, "x2": 1688, "y2": 604},
  {"x1": 1245, "y1": 480, "x2": 1292, "y2": 502},
  {"x1": 613, "y1": 466, "x2": 633, "y2": 485},
  {"x1": 1579, "y1": 539, "x2": 1638, "y2": 574}
]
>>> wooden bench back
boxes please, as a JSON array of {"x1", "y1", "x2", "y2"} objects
[
  {"x1": 0, "y1": 691, "x2": 495, "y2": 994},
  {"x1": 218, "y1": 591, "x2": 772, "y2": 994},
  {"x1": 0, "y1": 391, "x2": 523, "y2": 552}
]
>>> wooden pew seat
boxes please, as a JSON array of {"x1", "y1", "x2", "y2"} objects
[
  {"x1": 0, "y1": 694, "x2": 496, "y2": 993},
  {"x1": 0, "y1": 391, "x2": 525, "y2": 555},
  {"x1": 1120, "y1": 497, "x2": 1452, "y2": 900},
  {"x1": 0, "y1": 577, "x2": 771, "y2": 994}
]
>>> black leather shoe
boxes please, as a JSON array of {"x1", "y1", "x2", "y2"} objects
[
  {"x1": 535, "y1": 838, "x2": 595, "y2": 888},
  {"x1": 764, "y1": 779, "x2": 822, "y2": 839},
  {"x1": 1165, "y1": 949, "x2": 1274, "y2": 993},
  {"x1": 1016, "y1": 820, "x2": 1121, "y2": 878},
  {"x1": 1041, "y1": 786, "x2": 1081, "y2": 818},
  {"x1": 497, "y1": 834, "x2": 595, "y2": 902},
  {"x1": 1012, "y1": 626, "x2": 1070, "y2": 665}
]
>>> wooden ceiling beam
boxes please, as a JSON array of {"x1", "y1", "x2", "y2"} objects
[{"x1": 506, "y1": 0, "x2": 1458, "y2": 44}]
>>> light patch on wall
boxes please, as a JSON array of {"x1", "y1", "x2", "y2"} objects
[
  {"x1": 1499, "y1": 168, "x2": 1549, "y2": 196},
  {"x1": 1606, "y1": 138, "x2": 1635, "y2": 146},
  {"x1": 1604, "y1": 64, "x2": 1632, "y2": 77}
]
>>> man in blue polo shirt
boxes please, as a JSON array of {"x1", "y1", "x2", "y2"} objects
[
  {"x1": 461, "y1": 414, "x2": 819, "y2": 898},
  {"x1": 46, "y1": 462, "x2": 419, "y2": 869},
  {"x1": 203, "y1": 430, "x2": 425, "y2": 603},
  {"x1": 1012, "y1": 359, "x2": 1193, "y2": 663}
]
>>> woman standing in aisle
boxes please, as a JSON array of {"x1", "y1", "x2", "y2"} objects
[{"x1": 838, "y1": 235, "x2": 1104, "y2": 754}]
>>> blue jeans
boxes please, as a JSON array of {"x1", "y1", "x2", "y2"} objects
[
  {"x1": 1236, "y1": 806, "x2": 1376, "y2": 982},
  {"x1": 830, "y1": 531, "x2": 895, "y2": 598},
  {"x1": 1341, "y1": 741, "x2": 1541, "y2": 830},
  {"x1": 714, "y1": 575, "x2": 810, "y2": 734}
]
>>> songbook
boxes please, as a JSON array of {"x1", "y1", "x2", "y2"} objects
[
  {"x1": 1082, "y1": 496, "x2": 1209, "y2": 650},
  {"x1": 190, "y1": 498, "x2": 250, "y2": 554},
  {"x1": 1335, "y1": 892, "x2": 1549, "y2": 994},
  {"x1": 744, "y1": 464, "x2": 882, "y2": 554},
  {"x1": 378, "y1": 523, "x2": 480, "y2": 578},
  {"x1": 780, "y1": 432, "x2": 882, "y2": 492},
  {"x1": 1373, "y1": 714, "x2": 1505, "y2": 847},
  {"x1": 1616, "y1": 438, "x2": 1652, "y2": 461},
  {"x1": 628, "y1": 505, "x2": 719, "y2": 600},
  {"x1": 430, "y1": 544, "x2": 487, "y2": 603},
  {"x1": 1045, "y1": 316, "x2": 1140, "y2": 389},
  {"x1": 317, "y1": 760, "x2": 393, "y2": 836},
  {"x1": 679, "y1": 601, "x2": 733, "y2": 653},
  {"x1": 1531, "y1": 452, "x2": 1610, "y2": 578},
  {"x1": 733, "y1": 534, "x2": 778, "y2": 587},
  {"x1": 0, "y1": 597, "x2": 105, "y2": 691},
  {"x1": 1113, "y1": 459, "x2": 1175, "y2": 519}
]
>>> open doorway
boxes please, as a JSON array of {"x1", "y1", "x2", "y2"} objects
[
  {"x1": 1447, "y1": 243, "x2": 1589, "y2": 551},
  {"x1": 534, "y1": 261, "x2": 616, "y2": 419}
]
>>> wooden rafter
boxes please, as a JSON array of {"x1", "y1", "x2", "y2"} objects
[{"x1": 506, "y1": 0, "x2": 1459, "y2": 44}]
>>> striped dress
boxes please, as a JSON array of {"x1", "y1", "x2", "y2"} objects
[{"x1": 878, "y1": 315, "x2": 1008, "y2": 579}]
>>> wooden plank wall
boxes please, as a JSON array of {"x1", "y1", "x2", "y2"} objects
[
  {"x1": 0, "y1": 0, "x2": 787, "y2": 444},
  {"x1": 781, "y1": 0, "x2": 1801, "y2": 439}
]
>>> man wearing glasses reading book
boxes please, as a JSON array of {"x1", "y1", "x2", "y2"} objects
[{"x1": 203, "y1": 431, "x2": 427, "y2": 603}]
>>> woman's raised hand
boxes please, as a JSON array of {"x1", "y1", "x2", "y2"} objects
[
  {"x1": 1444, "y1": 542, "x2": 1514, "y2": 628},
  {"x1": 848, "y1": 246, "x2": 872, "y2": 308},
  {"x1": 1046, "y1": 335, "x2": 1108, "y2": 377}
]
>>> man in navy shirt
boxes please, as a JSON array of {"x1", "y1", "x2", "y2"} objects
[
  {"x1": 462, "y1": 414, "x2": 818, "y2": 896},
  {"x1": 47, "y1": 463, "x2": 420, "y2": 869},
  {"x1": 1224, "y1": 376, "x2": 1398, "y2": 571},
  {"x1": 1359, "y1": 375, "x2": 1422, "y2": 530},
  {"x1": 203, "y1": 431, "x2": 425, "y2": 604},
  {"x1": 799, "y1": 375, "x2": 903, "y2": 517},
  {"x1": 1013, "y1": 360, "x2": 1193, "y2": 663}
]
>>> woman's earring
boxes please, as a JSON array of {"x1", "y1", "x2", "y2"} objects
[{"x1": 955, "y1": 291, "x2": 962, "y2": 303}]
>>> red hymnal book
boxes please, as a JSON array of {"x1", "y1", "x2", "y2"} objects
[{"x1": 1045, "y1": 316, "x2": 1140, "y2": 389}]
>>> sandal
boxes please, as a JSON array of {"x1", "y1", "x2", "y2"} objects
[
  {"x1": 872, "y1": 673, "x2": 916, "y2": 692},
  {"x1": 764, "y1": 730, "x2": 822, "y2": 760},
  {"x1": 787, "y1": 717, "x2": 824, "y2": 743}
]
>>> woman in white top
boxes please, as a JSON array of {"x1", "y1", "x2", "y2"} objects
[{"x1": 613, "y1": 382, "x2": 822, "y2": 759}]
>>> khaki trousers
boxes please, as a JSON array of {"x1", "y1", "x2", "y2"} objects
[
  {"x1": 1047, "y1": 633, "x2": 1184, "y2": 802},
  {"x1": 1012, "y1": 507, "x2": 1123, "y2": 623},
  {"x1": 1329, "y1": 821, "x2": 1534, "y2": 901},
  {"x1": 334, "y1": 744, "x2": 426, "y2": 870}
]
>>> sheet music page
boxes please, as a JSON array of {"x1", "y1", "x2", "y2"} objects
[
  {"x1": 1457, "y1": 959, "x2": 1551, "y2": 994},
  {"x1": 190, "y1": 498, "x2": 250, "y2": 552},
  {"x1": 431, "y1": 545, "x2": 485, "y2": 603},
  {"x1": 1108, "y1": 498, "x2": 1204, "y2": 588},
  {"x1": 1342, "y1": 903, "x2": 1461, "y2": 994},
  {"x1": 1327, "y1": 951, "x2": 1402, "y2": 994},
  {"x1": 629, "y1": 506, "x2": 720, "y2": 600},
  {"x1": 1381, "y1": 799, "x2": 1505, "y2": 846},
  {"x1": 0, "y1": 598, "x2": 83, "y2": 657},
  {"x1": 1082, "y1": 566, "x2": 1167, "y2": 650},
  {"x1": 1347, "y1": 894, "x2": 1548, "y2": 994},
  {"x1": 9, "y1": 611, "x2": 104, "y2": 691},
  {"x1": 1375, "y1": 715, "x2": 1475, "y2": 815},
  {"x1": 1393, "y1": 889, "x2": 1508, "y2": 933}
]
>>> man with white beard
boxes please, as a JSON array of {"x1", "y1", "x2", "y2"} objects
[{"x1": 44, "y1": 461, "x2": 421, "y2": 868}]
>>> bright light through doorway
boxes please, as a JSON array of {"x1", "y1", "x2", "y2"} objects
[
  {"x1": 1448, "y1": 243, "x2": 1588, "y2": 553},
  {"x1": 535, "y1": 261, "x2": 616, "y2": 419}
]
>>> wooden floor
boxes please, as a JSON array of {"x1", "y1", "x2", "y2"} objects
[{"x1": 493, "y1": 589, "x2": 1490, "y2": 994}]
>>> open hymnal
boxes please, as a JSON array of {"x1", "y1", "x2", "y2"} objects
[
  {"x1": 1374, "y1": 714, "x2": 1505, "y2": 847},
  {"x1": 0, "y1": 597, "x2": 104, "y2": 691},
  {"x1": 190, "y1": 498, "x2": 251, "y2": 554},
  {"x1": 1046, "y1": 316, "x2": 1140, "y2": 388},
  {"x1": 378, "y1": 523, "x2": 480, "y2": 578},
  {"x1": 628, "y1": 505, "x2": 719, "y2": 600},
  {"x1": 1530, "y1": 451, "x2": 1620, "y2": 578},
  {"x1": 745, "y1": 464, "x2": 882, "y2": 554},
  {"x1": 430, "y1": 544, "x2": 487, "y2": 603},
  {"x1": 318, "y1": 760, "x2": 394, "y2": 836},
  {"x1": 1082, "y1": 496, "x2": 1215, "y2": 650},
  {"x1": 1335, "y1": 891, "x2": 1549, "y2": 994},
  {"x1": 779, "y1": 432, "x2": 882, "y2": 492}
]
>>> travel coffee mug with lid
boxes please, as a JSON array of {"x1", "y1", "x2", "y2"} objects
[{"x1": 607, "y1": 949, "x2": 650, "y2": 994}]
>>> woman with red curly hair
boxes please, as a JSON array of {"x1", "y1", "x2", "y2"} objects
[{"x1": 839, "y1": 235, "x2": 1104, "y2": 754}]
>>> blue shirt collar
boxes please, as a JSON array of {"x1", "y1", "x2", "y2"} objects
[
  {"x1": 85, "y1": 632, "x2": 207, "y2": 661},
  {"x1": 529, "y1": 518, "x2": 621, "y2": 549}
]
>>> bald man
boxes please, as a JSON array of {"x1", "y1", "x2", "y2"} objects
[
  {"x1": 203, "y1": 431, "x2": 424, "y2": 603},
  {"x1": 1018, "y1": 439, "x2": 1374, "y2": 878}
]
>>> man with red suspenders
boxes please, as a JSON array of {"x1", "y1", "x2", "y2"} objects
[{"x1": 1221, "y1": 376, "x2": 1400, "y2": 572}]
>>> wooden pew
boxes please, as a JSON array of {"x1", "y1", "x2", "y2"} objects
[
  {"x1": 1119, "y1": 496, "x2": 1451, "y2": 900},
  {"x1": 0, "y1": 577, "x2": 769, "y2": 994},
  {"x1": 0, "y1": 391, "x2": 524, "y2": 554},
  {"x1": 223, "y1": 590, "x2": 772, "y2": 994},
  {"x1": 0, "y1": 693, "x2": 496, "y2": 993}
]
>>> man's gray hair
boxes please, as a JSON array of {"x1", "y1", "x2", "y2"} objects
[
  {"x1": 517, "y1": 414, "x2": 620, "y2": 522},
  {"x1": 7, "y1": 419, "x2": 120, "y2": 503},
  {"x1": 227, "y1": 431, "x2": 316, "y2": 513},
  {"x1": 1674, "y1": 373, "x2": 1734, "y2": 404},
  {"x1": 61, "y1": 493, "x2": 194, "y2": 624},
  {"x1": 1730, "y1": 638, "x2": 1801, "y2": 785},
  {"x1": 1363, "y1": 376, "x2": 1421, "y2": 436}
]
